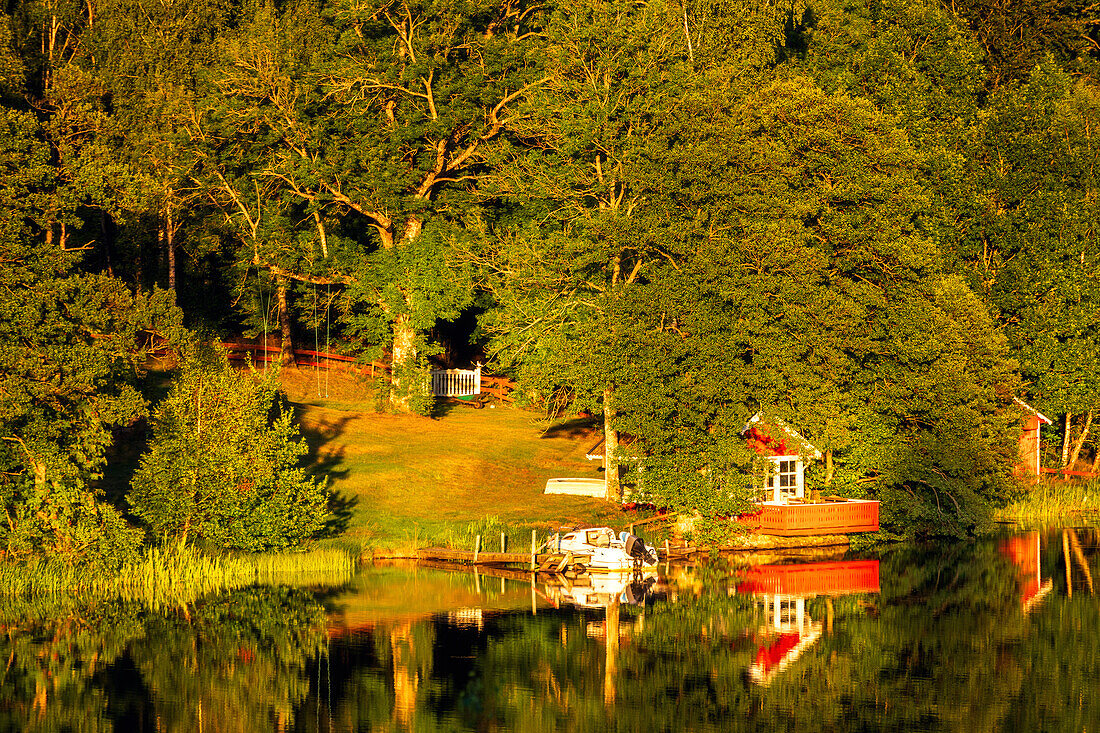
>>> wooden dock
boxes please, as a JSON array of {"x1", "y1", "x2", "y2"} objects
[{"x1": 416, "y1": 547, "x2": 591, "y2": 573}]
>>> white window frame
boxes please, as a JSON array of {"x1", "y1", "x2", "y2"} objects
[{"x1": 766, "y1": 456, "x2": 804, "y2": 503}]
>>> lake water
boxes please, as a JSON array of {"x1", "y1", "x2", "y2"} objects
[{"x1": 2, "y1": 529, "x2": 1097, "y2": 732}]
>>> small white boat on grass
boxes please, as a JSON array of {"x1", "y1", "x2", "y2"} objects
[{"x1": 552, "y1": 527, "x2": 659, "y2": 571}]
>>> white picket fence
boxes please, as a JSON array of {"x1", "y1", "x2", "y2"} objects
[{"x1": 430, "y1": 364, "x2": 481, "y2": 397}]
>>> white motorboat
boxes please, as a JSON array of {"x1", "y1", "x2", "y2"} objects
[{"x1": 552, "y1": 527, "x2": 659, "y2": 570}]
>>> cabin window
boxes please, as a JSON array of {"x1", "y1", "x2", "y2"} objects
[
  {"x1": 777, "y1": 459, "x2": 796, "y2": 488},
  {"x1": 767, "y1": 459, "x2": 797, "y2": 489},
  {"x1": 766, "y1": 457, "x2": 802, "y2": 502}
]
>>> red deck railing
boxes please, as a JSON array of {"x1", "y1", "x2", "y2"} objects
[{"x1": 757, "y1": 500, "x2": 879, "y2": 536}]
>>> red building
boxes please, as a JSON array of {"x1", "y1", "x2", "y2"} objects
[{"x1": 1013, "y1": 398, "x2": 1052, "y2": 481}]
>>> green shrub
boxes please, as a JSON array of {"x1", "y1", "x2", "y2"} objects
[{"x1": 128, "y1": 344, "x2": 330, "y2": 551}]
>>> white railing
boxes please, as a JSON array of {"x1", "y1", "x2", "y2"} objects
[{"x1": 430, "y1": 364, "x2": 481, "y2": 397}]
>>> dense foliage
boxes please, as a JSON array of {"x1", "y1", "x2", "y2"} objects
[
  {"x1": 3, "y1": 0, "x2": 1100, "y2": 542},
  {"x1": 129, "y1": 346, "x2": 329, "y2": 550}
]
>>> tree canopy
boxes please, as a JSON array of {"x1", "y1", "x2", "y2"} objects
[{"x1": 3, "y1": 0, "x2": 1100, "y2": 542}]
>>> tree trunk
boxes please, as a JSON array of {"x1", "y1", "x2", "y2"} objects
[
  {"x1": 603, "y1": 388, "x2": 621, "y2": 502},
  {"x1": 1069, "y1": 410, "x2": 1093, "y2": 470},
  {"x1": 33, "y1": 461, "x2": 46, "y2": 491},
  {"x1": 1061, "y1": 413, "x2": 1073, "y2": 468},
  {"x1": 386, "y1": 217, "x2": 423, "y2": 411},
  {"x1": 390, "y1": 311, "x2": 416, "y2": 411},
  {"x1": 166, "y1": 207, "x2": 178, "y2": 302},
  {"x1": 824, "y1": 449, "x2": 834, "y2": 486},
  {"x1": 276, "y1": 274, "x2": 294, "y2": 366}
]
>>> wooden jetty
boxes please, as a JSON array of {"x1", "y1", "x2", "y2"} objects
[{"x1": 416, "y1": 547, "x2": 591, "y2": 573}]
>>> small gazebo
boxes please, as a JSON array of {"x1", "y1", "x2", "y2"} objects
[{"x1": 741, "y1": 412, "x2": 822, "y2": 504}]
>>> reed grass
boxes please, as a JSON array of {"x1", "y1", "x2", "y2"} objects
[
  {"x1": 997, "y1": 480, "x2": 1100, "y2": 525},
  {"x1": 0, "y1": 543, "x2": 355, "y2": 607}
]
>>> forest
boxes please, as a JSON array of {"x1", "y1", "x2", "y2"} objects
[{"x1": 2, "y1": 0, "x2": 1100, "y2": 561}]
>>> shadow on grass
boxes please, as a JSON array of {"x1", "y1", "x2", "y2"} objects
[
  {"x1": 541, "y1": 415, "x2": 600, "y2": 439},
  {"x1": 430, "y1": 397, "x2": 487, "y2": 419},
  {"x1": 318, "y1": 490, "x2": 358, "y2": 539},
  {"x1": 296, "y1": 409, "x2": 357, "y2": 453}
]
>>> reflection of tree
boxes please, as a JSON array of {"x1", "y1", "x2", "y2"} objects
[
  {"x1": 307, "y1": 542, "x2": 1097, "y2": 732},
  {"x1": 0, "y1": 586, "x2": 327, "y2": 732},
  {"x1": 1005, "y1": 593, "x2": 1100, "y2": 730},
  {"x1": 128, "y1": 587, "x2": 327, "y2": 732},
  {"x1": 0, "y1": 602, "x2": 144, "y2": 732}
]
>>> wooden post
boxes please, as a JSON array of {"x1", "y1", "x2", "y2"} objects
[
  {"x1": 530, "y1": 530, "x2": 536, "y2": 571},
  {"x1": 664, "y1": 539, "x2": 670, "y2": 560},
  {"x1": 474, "y1": 535, "x2": 481, "y2": 565},
  {"x1": 501, "y1": 532, "x2": 506, "y2": 553}
]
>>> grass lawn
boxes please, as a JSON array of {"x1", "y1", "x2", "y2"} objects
[{"x1": 282, "y1": 369, "x2": 627, "y2": 555}]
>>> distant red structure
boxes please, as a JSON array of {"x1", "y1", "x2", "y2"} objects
[{"x1": 1013, "y1": 398, "x2": 1052, "y2": 481}]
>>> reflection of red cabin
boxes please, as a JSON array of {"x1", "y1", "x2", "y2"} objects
[
  {"x1": 1014, "y1": 398, "x2": 1052, "y2": 481},
  {"x1": 741, "y1": 559, "x2": 880, "y2": 685},
  {"x1": 999, "y1": 532, "x2": 1051, "y2": 612},
  {"x1": 737, "y1": 560, "x2": 881, "y2": 596},
  {"x1": 755, "y1": 633, "x2": 801, "y2": 675}
]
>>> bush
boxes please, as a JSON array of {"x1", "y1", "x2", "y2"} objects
[
  {"x1": 0, "y1": 481, "x2": 141, "y2": 570},
  {"x1": 128, "y1": 344, "x2": 330, "y2": 551}
]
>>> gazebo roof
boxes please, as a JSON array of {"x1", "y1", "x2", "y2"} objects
[{"x1": 741, "y1": 412, "x2": 822, "y2": 460}]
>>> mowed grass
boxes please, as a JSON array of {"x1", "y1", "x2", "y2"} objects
[{"x1": 286, "y1": 375, "x2": 624, "y2": 554}]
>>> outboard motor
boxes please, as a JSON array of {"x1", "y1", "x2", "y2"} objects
[{"x1": 622, "y1": 533, "x2": 657, "y2": 566}]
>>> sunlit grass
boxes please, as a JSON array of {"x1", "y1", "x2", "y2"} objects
[
  {"x1": 294, "y1": 401, "x2": 627, "y2": 555},
  {"x1": 997, "y1": 480, "x2": 1100, "y2": 525},
  {"x1": 0, "y1": 543, "x2": 355, "y2": 607}
]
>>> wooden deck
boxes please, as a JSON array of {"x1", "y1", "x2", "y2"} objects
[{"x1": 756, "y1": 499, "x2": 879, "y2": 536}]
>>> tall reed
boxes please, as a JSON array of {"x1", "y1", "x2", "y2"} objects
[
  {"x1": 998, "y1": 480, "x2": 1100, "y2": 525},
  {"x1": 0, "y1": 543, "x2": 356, "y2": 608}
]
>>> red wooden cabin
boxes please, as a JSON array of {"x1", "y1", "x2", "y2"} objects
[{"x1": 742, "y1": 413, "x2": 879, "y2": 535}]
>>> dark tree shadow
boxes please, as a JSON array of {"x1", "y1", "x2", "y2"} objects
[
  {"x1": 541, "y1": 415, "x2": 600, "y2": 439},
  {"x1": 430, "y1": 396, "x2": 489, "y2": 419},
  {"x1": 317, "y1": 490, "x2": 358, "y2": 539}
]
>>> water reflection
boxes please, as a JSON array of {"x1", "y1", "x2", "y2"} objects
[
  {"x1": 1, "y1": 529, "x2": 1098, "y2": 731},
  {"x1": 0, "y1": 586, "x2": 328, "y2": 732}
]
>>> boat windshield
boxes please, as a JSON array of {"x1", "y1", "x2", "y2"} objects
[{"x1": 586, "y1": 530, "x2": 611, "y2": 547}]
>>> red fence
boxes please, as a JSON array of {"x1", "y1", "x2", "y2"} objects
[
  {"x1": 220, "y1": 340, "x2": 516, "y2": 401},
  {"x1": 221, "y1": 341, "x2": 390, "y2": 378},
  {"x1": 1040, "y1": 466, "x2": 1100, "y2": 480}
]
